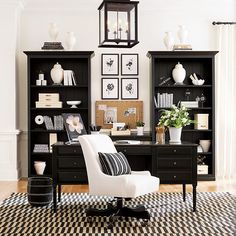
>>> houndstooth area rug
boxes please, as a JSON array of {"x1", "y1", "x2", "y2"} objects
[{"x1": 0, "y1": 192, "x2": 235, "y2": 235}]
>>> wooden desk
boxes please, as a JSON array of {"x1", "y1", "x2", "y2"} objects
[{"x1": 52, "y1": 141, "x2": 197, "y2": 212}]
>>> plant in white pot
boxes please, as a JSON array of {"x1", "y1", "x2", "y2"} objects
[
  {"x1": 158, "y1": 104, "x2": 194, "y2": 143},
  {"x1": 136, "y1": 121, "x2": 145, "y2": 136}
]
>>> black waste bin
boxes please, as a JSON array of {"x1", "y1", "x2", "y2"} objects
[{"x1": 27, "y1": 177, "x2": 53, "y2": 207}]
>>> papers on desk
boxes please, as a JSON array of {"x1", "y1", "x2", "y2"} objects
[{"x1": 115, "y1": 140, "x2": 141, "y2": 144}]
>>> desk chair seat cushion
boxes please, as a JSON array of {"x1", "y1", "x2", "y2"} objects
[{"x1": 98, "y1": 152, "x2": 131, "y2": 176}]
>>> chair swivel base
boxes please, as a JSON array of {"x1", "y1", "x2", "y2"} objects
[{"x1": 86, "y1": 198, "x2": 150, "y2": 227}]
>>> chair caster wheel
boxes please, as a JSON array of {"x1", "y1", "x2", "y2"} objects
[
  {"x1": 87, "y1": 216, "x2": 93, "y2": 223},
  {"x1": 106, "y1": 223, "x2": 114, "y2": 229},
  {"x1": 141, "y1": 219, "x2": 149, "y2": 227}
]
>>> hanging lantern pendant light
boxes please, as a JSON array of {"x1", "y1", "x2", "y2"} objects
[{"x1": 98, "y1": 0, "x2": 139, "y2": 48}]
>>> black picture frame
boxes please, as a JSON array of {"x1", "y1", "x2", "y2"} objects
[
  {"x1": 101, "y1": 54, "x2": 119, "y2": 75},
  {"x1": 62, "y1": 113, "x2": 87, "y2": 142},
  {"x1": 121, "y1": 54, "x2": 139, "y2": 76},
  {"x1": 101, "y1": 78, "x2": 119, "y2": 100},
  {"x1": 121, "y1": 78, "x2": 139, "y2": 100}
]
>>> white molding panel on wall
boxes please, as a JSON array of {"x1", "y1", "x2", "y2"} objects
[{"x1": 0, "y1": 130, "x2": 20, "y2": 180}]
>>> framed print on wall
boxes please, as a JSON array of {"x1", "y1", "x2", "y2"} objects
[
  {"x1": 101, "y1": 54, "x2": 119, "y2": 75},
  {"x1": 102, "y1": 78, "x2": 119, "y2": 99},
  {"x1": 121, "y1": 78, "x2": 138, "y2": 100},
  {"x1": 121, "y1": 54, "x2": 139, "y2": 75}
]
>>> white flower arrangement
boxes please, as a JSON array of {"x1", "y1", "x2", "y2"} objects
[{"x1": 158, "y1": 104, "x2": 194, "y2": 128}]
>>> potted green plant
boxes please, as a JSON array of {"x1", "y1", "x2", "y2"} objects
[
  {"x1": 136, "y1": 121, "x2": 145, "y2": 136},
  {"x1": 158, "y1": 104, "x2": 194, "y2": 143}
]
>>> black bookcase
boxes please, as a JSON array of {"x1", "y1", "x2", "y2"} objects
[
  {"x1": 24, "y1": 51, "x2": 94, "y2": 177},
  {"x1": 147, "y1": 51, "x2": 218, "y2": 181}
]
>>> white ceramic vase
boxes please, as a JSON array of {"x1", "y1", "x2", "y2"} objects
[
  {"x1": 169, "y1": 127, "x2": 182, "y2": 143},
  {"x1": 172, "y1": 62, "x2": 186, "y2": 84},
  {"x1": 48, "y1": 23, "x2": 59, "y2": 41},
  {"x1": 199, "y1": 140, "x2": 211, "y2": 152},
  {"x1": 137, "y1": 126, "x2": 144, "y2": 136},
  {"x1": 163, "y1": 31, "x2": 174, "y2": 50},
  {"x1": 50, "y1": 62, "x2": 64, "y2": 84},
  {"x1": 177, "y1": 25, "x2": 188, "y2": 44},
  {"x1": 66, "y1": 32, "x2": 76, "y2": 51},
  {"x1": 34, "y1": 161, "x2": 46, "y2": 175}
]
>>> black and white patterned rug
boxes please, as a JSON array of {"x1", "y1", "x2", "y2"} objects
[{"x1": 0, "y1": 192, "x2": 235, "y2": 235}]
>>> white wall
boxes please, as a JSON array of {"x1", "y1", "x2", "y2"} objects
[{"x1": 16, "y1": 0, "x2": 235, "y2": 176}]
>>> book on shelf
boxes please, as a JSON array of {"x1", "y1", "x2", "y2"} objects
[
  {"x1": 49, "y1": 133, "x2": 58, "y2": 152},
  {"x1": 33, "y1": 144, "x2": 49, "y2": 153},
  {"x1": 41, "y1": 42, "x2": 64, "y2": 50},
  {"x1": 173, "y1": 44, "x2": 192, "y2": 50},
  {"x1": 53, "y1": 115, "x2": 64, "y2": 130},
  {"x1": 157, "y1": 93, "x2": 174, "y2": 108},
  {"x1": 180, "y1": 101, "x2": 198, "y2": 108},
  {"x1": 64, "y1": 70, "x2": 77, "y2": 86},
  {"x1": 44, "y1": 116, "x2": 54, "y2": 130}
]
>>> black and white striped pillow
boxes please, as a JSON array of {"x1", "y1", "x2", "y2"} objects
[{"x1": 98, "y1": 152, "x2": 131, "y2": 176}]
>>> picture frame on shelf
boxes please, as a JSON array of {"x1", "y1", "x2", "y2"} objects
[
  {"x1": 101, "y1": 54, "x2": 119, "y2": 75},
  {"x1": 121, "y1": 78, "x2": 138, "y2": 100},
  {"x1": 101, "y1": 78, "x2": 119, "y2": 100},
  {"x1": 121, "y1": 54, "x2": 139, "y2": 76},
  {"x1": 62, "y1": 113, "x2": 87, "y2": 143}
]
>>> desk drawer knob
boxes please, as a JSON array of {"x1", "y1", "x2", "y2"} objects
[
  {"x1": 173, "y1": 162, "x2": 177, "y2": 165},
  {"x1": 73, "y1": 175, "x2": 77, "y2": 179},
  {"x1": 73, "y1": 162, "x2": 77, "y2": 165},
  {"x1": 173, "y1": 175, "x2": 176, "y2": 179},
  {"x1": 173, "y1": 149, "x2": 177, "y2": 153},
  {"x1": 123, "y1": 149, "x2": 127, "y2": 153},
  {"x1": 73, "y1": 150, "x2": 77, "y2": 153}
]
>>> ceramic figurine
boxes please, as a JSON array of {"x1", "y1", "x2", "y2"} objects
[
  {"x1": 172, "y1": 62, "x2": 186, "y2": 84},
  {"x1": 50, "y1": 62, "x2": 64, "y2": 85}
]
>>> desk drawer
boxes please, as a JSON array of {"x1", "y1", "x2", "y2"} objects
[
  {"x1": 157, "y1": 171, "x2": 192, "y2": 183},
  {"x1": 58, "y1": 157, "x2": 85, "y2": 169},
  {"x1": 156, "y1": 147, "x2": 192, "y2": 155},
  {"x1": 157, "y1": 158, "x2": 192, "y2": 169},
  {"x1": 57, "y1": 146, "x2": 82, "y2": 155},
  {"x1": 58, "y1": 171, "x2": 87, "y2": 183},
  {"x1": 116, "y1": 146, "x2": 152, "y2": 155}
]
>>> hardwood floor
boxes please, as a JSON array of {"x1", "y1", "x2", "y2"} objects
[{"x1": 0, "y1": 178, "x2": 235, "y2": 202}]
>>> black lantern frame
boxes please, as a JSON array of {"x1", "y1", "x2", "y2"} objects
[{"x1": 98, "y1": 0, "x2": 139, "y2": 48}]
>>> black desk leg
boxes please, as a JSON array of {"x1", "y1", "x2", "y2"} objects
[
  {"x1": 193, "y1": 184, "x2": 197, "y2": 212},
  {"x1": 53, "y1": 184, "x2": 57, "y2": 213},
  {"x1": 58, "y1": 185, "x2": 61, "y2": 202},
  {"x1": 183, "y1": 184, "x2": 186, "y2": 202}
]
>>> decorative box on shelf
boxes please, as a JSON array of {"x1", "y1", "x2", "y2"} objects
[
  {"x1": 180, "y1": 101, "x2": 198, "y2": 108},
  {"x1": 197, "y1": 165, "x2": 208, "y2": 175},
  {"x1": 111, "y1": 128, "x2": 131, "y2": 136},
  {"x1": 194, "y1": 114, "x2": 209, "y2": 130}
]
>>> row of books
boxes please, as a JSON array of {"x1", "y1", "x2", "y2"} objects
[
  {"x1": 44, "y1": 115, "x2": 64, "y2": 130},
  {"x1": 36, "y1": 93, "x2": 62, "y2": 108},
  {"x1": 154, "y1": 93, "x2": 174, "y2": 108},
  {"x1": 33, "y1": 144, "x2": 49, "y2": 153},
  {"x1": 63, "y1": 70, "x2": 77, "y2": 86}
]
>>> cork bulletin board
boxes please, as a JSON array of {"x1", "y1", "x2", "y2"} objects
[{"x1": 95, "y1": 101, "x2": 143, "y2": 129}]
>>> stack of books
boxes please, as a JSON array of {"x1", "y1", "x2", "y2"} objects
[
  {"x1": 173, "y1": 44, "x2": 192, "y2": 50},
  {"x1": 63, "y1": 70, "x2": 77, "y2": 85},
  {"x1": 33, "y1": 144, "x2": 49, "y2": 153},
  {"x1": 41, "y1": 42, "x2": 64, "y2": 50},
  {"x1": 156, "y1": 93, "x2": 174, "y2": 108},
  {"x1": 180, "y1": 101, "x2": 198, "y2": 108},
  {"x1": 36, "y1": 93, "x2": 62, "y2": 108}
]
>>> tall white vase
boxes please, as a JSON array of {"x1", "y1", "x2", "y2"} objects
[
  {"x1": 48, "y1": 23, "x2": 59, "y2": 41},
  {"x1": 163, "y1": 32, "x2": 174, "y2": 50},
  {"x1": 177, "y1": 25, "x2": 188, "y2": 44},
  {"x1": 66, "y1": 32, "x2": 76, "y2": 51},
  {"x1": 172, "y1": 62, "x2": 186, "y2": 84},
  {"x1": 34, "y1": 161, "x2": 46, "y2": 175},
  {"x1": 169, "y1": 127, "x2": 182, "y2": 143}
]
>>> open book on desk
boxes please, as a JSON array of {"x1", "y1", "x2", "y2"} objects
[{"x1": 115, "y1": 140, "x2": 141, "y2": 144}]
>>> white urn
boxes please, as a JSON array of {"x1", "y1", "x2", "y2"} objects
[
  {"x1": 50, "y1": 62, "x2": 64, "y2": 85},
  {"x1": 163, "y1": 31, "x2": 174, "y2": 50},
  {"x1": 177, "y1": 25, "x2": 188, "y2": 44},
  {"x1": 172, "y1": 62, "x2": 186, "y2": 84},
  {"x1": 66, "y1": 32, "x2": 76, "y2": 51},
  {"x1": 169, "y1": 127, "x2": 182, "y2": 143},
  {"x1": 34, "y1": 161, "x2": 46, "y2": 175},
  {"x1": 48, "y1": 23, "x2": 59, "y2": 42}
]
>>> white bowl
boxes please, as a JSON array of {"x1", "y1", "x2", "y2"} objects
[
  {"x1": 66, "y1": 100, "x2": 81, "y2": 108},
  {"x1": 192, "y1": 79, "x2": 205, "y2": 85}
]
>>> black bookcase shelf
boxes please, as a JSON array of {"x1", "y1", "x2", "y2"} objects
[
  {"x1": 147, "y1": 51, "x2": 218, "y2": 181},
  {"x1": 25, "y1": 51, "x2": 94, "y2": 177}
]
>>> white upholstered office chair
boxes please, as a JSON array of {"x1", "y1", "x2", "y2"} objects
[{"x1": 78, "y1": 134, "x2": 159, "y2": 227}]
